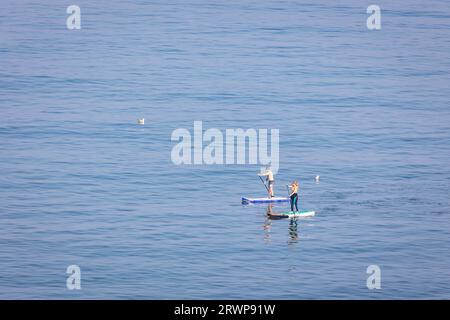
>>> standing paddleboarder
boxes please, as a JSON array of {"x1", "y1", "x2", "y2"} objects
[
  {"x1": 258, "y1": 166, "x2": 275, "y2": 198},
  {"x1": 289, "y1": 181, "x2": 299, "y2": 212}
]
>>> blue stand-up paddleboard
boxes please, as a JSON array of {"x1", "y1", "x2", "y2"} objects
[
  {"x1": 268, "y1": 211, "x2": 316, "y2": 219},
  {"x1": 242, "y1": 197, "x2": 290, "y2": 204}
]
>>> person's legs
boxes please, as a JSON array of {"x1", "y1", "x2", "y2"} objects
[
  {"x1": 294, "y1": 195, "x2": 298, "y2": 212},
  {"x1": 290, "y1": 195, "x2": 294, "y2": 211}
]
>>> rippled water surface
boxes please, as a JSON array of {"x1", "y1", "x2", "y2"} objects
[{"x1": 1, "y1": 0, "x2": 450, "y2": 299}]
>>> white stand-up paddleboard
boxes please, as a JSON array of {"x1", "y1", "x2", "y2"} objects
[
  {"x1": 268, "y1": 211, "x2": 316, "y2": 218},
  {"x1": 242, "y1": 197, "x2": 290, "y2": 204}
]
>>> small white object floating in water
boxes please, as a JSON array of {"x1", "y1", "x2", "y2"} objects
[
  {"x1": 137, "y1": 118, "x2": 145, "y2": 125},
  {"x1": 315, "y1": 175, "x2": 320, "y2": 183}
]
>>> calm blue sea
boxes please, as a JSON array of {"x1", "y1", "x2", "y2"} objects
[{"x1": 1, "y1": 0, "x2": 450, "y2": 299}]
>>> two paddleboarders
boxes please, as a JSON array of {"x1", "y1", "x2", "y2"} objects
[
  {"x1": 258, "y1": 166, "x2": 275, "y2": 198},
  {"x1": 245, "y1": 170, "x2": 301, "y2": 207}
]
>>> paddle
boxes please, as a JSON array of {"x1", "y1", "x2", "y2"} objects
[{"x1": 258, "y1": 175, "x2": 270, "y2": 193}]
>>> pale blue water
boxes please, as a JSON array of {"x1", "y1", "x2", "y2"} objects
[{"x1": 1, "y1": 0, "x2": 450, "y2": 299}]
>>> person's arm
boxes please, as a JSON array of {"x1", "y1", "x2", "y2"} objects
[{"x1": 258, "y1": 171, "x2": 269, "y2": 177}]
